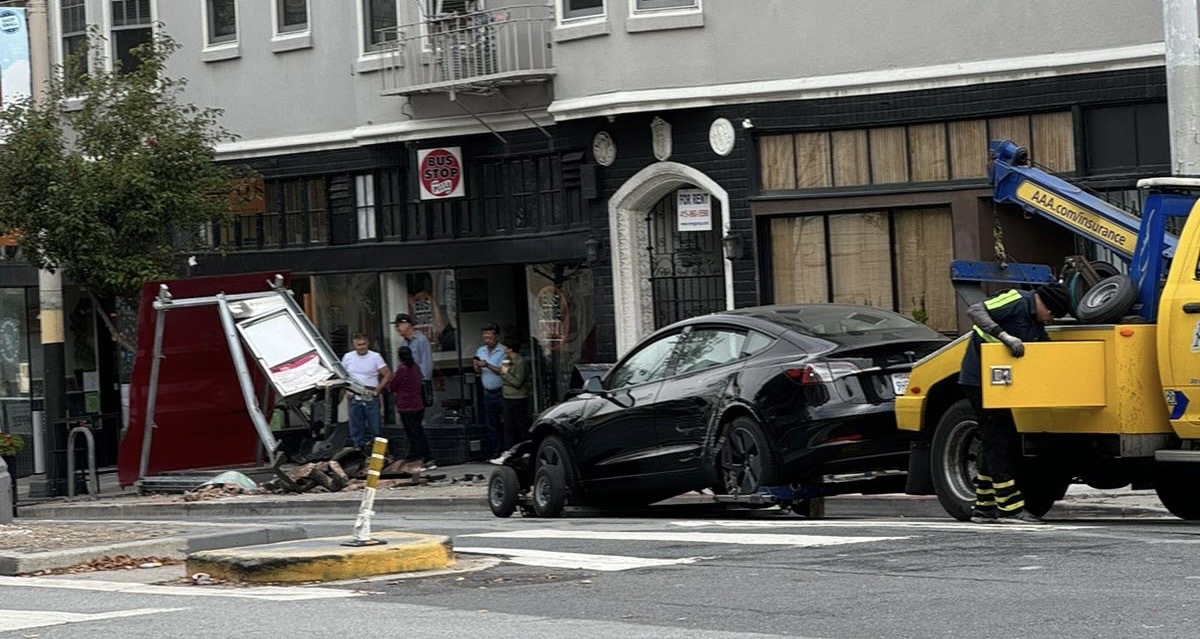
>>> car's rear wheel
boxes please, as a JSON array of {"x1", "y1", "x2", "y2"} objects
[
  {"x1": 535, "y1": 435, "x2": 580, "y2": 506},
  {"x1": 488, "y1": 466, "x2": 520, "y2": 518},
  {"x1": 532, "y1": 466, "x2": 566, "y2": 517},
  {"x1": 930, "y1": 399, "x2": 980, "y2": 521},
  {"x1": 717, "y1": 417, "x2": 783, "y2": 495}
]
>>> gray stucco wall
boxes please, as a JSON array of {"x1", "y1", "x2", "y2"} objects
[{"x1": 550, "y1": 0, "x2": 1165, "y2": 100}]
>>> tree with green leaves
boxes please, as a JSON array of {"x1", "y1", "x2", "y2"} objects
[{"x1": 0, "y1": 30, "x2": 235, "y2": 351}]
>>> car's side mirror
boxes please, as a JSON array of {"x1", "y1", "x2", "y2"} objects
[{"x1": 582, "y1": 376, "x2": 606, "y2": 395}]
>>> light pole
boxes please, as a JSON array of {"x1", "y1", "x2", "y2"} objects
[
  {"x1": 23, "y1": 0, "x2": 69, "y2": 498},
  {"x1": 1163, "y1": 0, "x2": 1200, "y2": 176}
]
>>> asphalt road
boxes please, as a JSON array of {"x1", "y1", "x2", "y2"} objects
[{"x1": 2, "y1": 505, "x2": 1198, "y2": 638}]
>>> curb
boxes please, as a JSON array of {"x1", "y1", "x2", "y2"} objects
[
  {"x1": 14, "y1": 494, "x2": 1169, "y2": 521},
  {"x1": 0, "y1": 524, "x2": 307, "y2": 576},
  {"x1": 187, "y1": 532, "x2": 454, "y2": 583},
  {"x1": 17, "y1": 496, "x2": 491, "y2": 519}
]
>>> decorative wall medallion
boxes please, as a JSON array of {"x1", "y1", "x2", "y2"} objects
[
  {"x1": 592, "y1": 131, "x2": 616, "y2": 167},
  {"x1": 651, "y1": 117, "x2": 672, "y2": 162},
  {"x1": 709, "y1": 118, "x2": 735, "y2": 156}
]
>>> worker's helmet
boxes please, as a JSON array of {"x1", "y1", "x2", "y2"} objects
[{"x1": 1036, "y1": 282, "x2": 1072, "y2": 318}]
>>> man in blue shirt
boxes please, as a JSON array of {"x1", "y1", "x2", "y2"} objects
[
  {"x1": 474, "y1": 322, "x2": 507, "y2": 459},
  {"x1": 393, "y1": 313, "x2": 433, "y2": 381}
]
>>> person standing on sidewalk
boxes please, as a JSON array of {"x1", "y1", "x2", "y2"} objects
[
  {"x1": 341, "y1": 333, "x2": 391, "y2": 449},
  {"x1": 474, "y1": 322, "x2": 507, "y2": 459},
  {"x1": 388, "y1": 346, "x2": 434, "y2": 471},
  {"x1": 393, "y1": 313, "x2": 433, "y2": 384},
  {"x1": 959, "y1": 283, "x2": 1071, "y2": 524},
  {"x1": 491, "y1": 338, "x2": 532, "y2": 465}
]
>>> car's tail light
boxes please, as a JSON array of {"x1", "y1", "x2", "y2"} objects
[{"x1": 784, "y1": 361, "x2": 861, "y2": 385}]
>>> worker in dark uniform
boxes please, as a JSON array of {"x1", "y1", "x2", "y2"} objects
[{"x1": 959, "y1": 282, "x2": 1072, "y2": 524}]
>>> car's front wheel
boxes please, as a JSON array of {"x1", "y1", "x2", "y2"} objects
[
  {"x1": 930, "y1": 399, "x2": 980, "y2": 521},
  {"x1": 716, "y1": 417, "x2": 782, "y2": 495}
]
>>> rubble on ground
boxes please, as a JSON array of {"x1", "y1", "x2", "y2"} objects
[{"x1": 24, "y1": 554, "x2": 181, "y2": 576}]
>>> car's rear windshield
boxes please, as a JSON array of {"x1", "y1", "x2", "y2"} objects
[{"x1": 746, "y1": 305, "x2": 943, "y2": 345}]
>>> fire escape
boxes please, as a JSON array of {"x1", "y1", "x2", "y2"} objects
[{"x1": 378, "y1": 3, "x2": 556, "y2": 141}]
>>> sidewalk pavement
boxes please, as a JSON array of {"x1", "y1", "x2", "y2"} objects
[{"x1": 0, "y1": 461, "x2": 1173, "y2": 576}]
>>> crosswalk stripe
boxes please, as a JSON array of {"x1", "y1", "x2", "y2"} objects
[
  {"x1": 668, "y1": 520, "x2": 1088, "y2": 532},
  {"x1": 0, "y1": 576, "x2": 359, "y2": 601},
  {"x1": 455, "y1": 547, "x2": 708, "y2": 571},
  {"x1": 0, "y1": 608, "x2": 181, "y2": 632},
  {"x1": 461, "y1": 529, "x2": 910, "y2": 546}
]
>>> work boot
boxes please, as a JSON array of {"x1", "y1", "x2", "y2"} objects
[
  {"x1": 970, "y1": 507, "x2": 999, "y2": 524},
  {"x1": 996, "y1": 509, "x2": 1043, "y2": 524}
]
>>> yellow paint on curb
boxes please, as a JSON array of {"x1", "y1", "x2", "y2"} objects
[{"x1": 186, "y1": 531, "x2": 454, "y2": 583}]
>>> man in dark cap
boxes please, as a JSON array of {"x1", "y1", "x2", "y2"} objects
[
  {"x1": 393, "y1": 313, "x2": 433, "y2": 410},
  {"x1": 958, "y1": 282, "x2": 1072, "y2": 524}
]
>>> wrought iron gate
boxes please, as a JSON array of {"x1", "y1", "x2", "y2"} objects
[{"x1": 647, "y1": 192, "x2": 726, "y2": 329}]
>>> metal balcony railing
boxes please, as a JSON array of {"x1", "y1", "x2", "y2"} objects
[{"x1": 379, "y1": 4, "x2": 555, "y2": 97}]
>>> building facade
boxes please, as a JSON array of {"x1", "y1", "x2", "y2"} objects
[{"x1": 0, "y1": 0, "x2": 1175, "y2": 468}]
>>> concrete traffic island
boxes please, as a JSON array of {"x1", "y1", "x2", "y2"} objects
[{"x1": 186, "y1": 531, "x2": 454, "y2": 583}]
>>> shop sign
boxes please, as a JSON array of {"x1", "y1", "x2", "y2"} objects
[
  {"x1": 676, "y1": 189, "x2": 712, "y2": 232},
  {"x1": 417, "y1": 147, "x2": 465, "y2": 200},
  {"x1": 536, "y1": 285, "x2": 570, "y2": 352}
]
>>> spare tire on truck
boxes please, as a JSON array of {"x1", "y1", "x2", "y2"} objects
[{"x1": 1075, "y1": 274, "x2": 1137, "y2": 324}]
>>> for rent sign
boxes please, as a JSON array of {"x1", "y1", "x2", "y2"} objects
[
  {"x1": 417, "y1": 147, "x2": 465, "y2": 200},
  {"x1": 677, "y1": 189, "x2": 712, "y2": 232}
]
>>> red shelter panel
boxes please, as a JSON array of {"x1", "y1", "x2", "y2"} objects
[{"x1": 117, "y1": 272, "x2": 290, "y2": 487}]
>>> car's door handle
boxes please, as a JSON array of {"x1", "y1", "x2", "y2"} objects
[{"x1": 1184, "y1": 302, "x2": 1200, "y2": 314}]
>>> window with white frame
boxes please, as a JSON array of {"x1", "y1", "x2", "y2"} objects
[
  {"x1": 635, "y1": 0, "x2": 697, "y2": 10},
  {"x1": 562, "y1": 0, "x2": 603, "y2": 20},
  {"x1": 363, "y1": 0, "x2": 398, "y2": 52},
  {"x1": 426, "y1": 0, "x2": 476, "y2": 17},
  {"x1": 60, "y1": 0, "x2": 88, "y2": 81},
  {"x1": 110, "y1": 0, "x2": 152, "y2": 73},
  {"x1": 206, "y1": 0, "x2": 238, "y2": 46},
  {"x1": 355, "y1": 174, "x2": 378, "y2": 240},
  {"x1": 276, "y1": 0, "x2": 308, "y2": 34}
]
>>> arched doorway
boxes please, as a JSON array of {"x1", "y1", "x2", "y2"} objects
[{"x1": 608, "y1": 162, "x2": 731, "y2": 356}]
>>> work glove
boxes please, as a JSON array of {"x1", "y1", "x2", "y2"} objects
[{"x1": 998, "y1": 332, "x2": 1024, "y2": 358}]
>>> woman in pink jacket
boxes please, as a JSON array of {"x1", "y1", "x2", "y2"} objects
[{"x1": 388, "y1": 346, "x2": 434, "y2": 470}]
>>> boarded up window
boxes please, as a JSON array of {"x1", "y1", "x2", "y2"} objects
[
  {"x1": 796, "y1": 132, "x2": 833, "y2": 188},
  {"x1": 988, "y1": 115, "x2": 1032, "y2": 151},
  {"x1": 1032, "y1": 111, "x2": 1075, "y2": 172},
  {"x1": 759, "y1": 135, "x2": 797, "y2": 190},
  {"x1": 908, "y1": 123, "x2": 948, "y2": 182},
  {"x1": 949, "y1": 120, "x2": 988, "y2": 179},
  {"x1": 869, "y1": 127, "x2": 909, "y2": 184},
  {"x1": 894, "y1": 207, "x2": 956, "y2": 331},
  {"x1": 832, "y1": 130, "x2": 870, "y2": 187},
  {"x1": 828, "y1": 212, "x2": 893, "y2": 308},
  {"x1": 770, "y1": 216, "x2": 828, "y2": 304}
]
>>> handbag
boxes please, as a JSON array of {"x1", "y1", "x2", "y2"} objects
[{"x1": 421, "y1": 379, "x2": 435, "y2": 408}]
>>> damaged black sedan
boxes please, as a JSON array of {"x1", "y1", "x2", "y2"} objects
[{"x1": 487, "y1": 304, "x2": 950, "y2": 517}]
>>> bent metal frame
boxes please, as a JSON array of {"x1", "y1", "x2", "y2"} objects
[{"x1": 136, "y1": 274, "x2": 367, "y2": 488}]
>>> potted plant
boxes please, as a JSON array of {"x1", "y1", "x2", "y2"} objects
[{"x1": 0, "y1": 432, "x2": 24, "y2": 461}]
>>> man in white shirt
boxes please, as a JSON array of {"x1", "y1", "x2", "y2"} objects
[{"x1": 340, "y1": 333, "x2": 391, "y2": 448}]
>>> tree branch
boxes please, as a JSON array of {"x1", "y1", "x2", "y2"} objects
[{"x1": 87, "y1": 290, "x2": 136, "y2": 353}]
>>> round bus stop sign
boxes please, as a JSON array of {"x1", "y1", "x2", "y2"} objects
[{"x1": 418, "y1": 147, "x2": 465, "y2": 199}]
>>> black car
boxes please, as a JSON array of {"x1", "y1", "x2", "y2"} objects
[{"x1": 487, "y1": 304, "x2": 951, "y2": 517}]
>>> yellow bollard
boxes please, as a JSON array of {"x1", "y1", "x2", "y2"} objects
[{"x1": 343, "y1": 436, "x2": 389, "y2": 547}]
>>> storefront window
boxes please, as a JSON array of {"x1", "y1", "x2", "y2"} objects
[
  {"x1": 311, "y1": 274, "x2": 383, "y2": 355},
  {"x1": 526, "y1": 263, "x2": 595, "y2": 411},
  {"x1": 381, "y1": 270, "x2": 464, "y2": 428}
]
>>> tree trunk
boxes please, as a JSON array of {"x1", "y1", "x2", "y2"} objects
[{"x1": 87, "y1": 291, "x2": 135, "y2": 353}]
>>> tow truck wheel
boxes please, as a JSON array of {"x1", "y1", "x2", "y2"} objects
[
  {"x1": 1154, "y1": 464, "x2": 1200, "y2": 520},
  {"x1": 487, "y1": 466, "x2": 521, "y2": 518},
  {"x1": 1075, "y1": 274, "x2": 1137, "y2": 324},
  {"x1": 930, "y1": 399, "x2": 980, "y2": 521}
]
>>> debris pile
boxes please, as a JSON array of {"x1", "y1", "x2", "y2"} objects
[{"x1": 25, "y1": 555, "x2": 181, "y2": 576}]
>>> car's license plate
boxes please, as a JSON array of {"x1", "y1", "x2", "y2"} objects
[{"x1": 891, "y1": 373, "x2": 910, "y2": 396}]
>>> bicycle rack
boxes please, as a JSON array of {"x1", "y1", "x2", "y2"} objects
[{"x1": 66, "y1": 426, "x2": 99, "y2": 498}]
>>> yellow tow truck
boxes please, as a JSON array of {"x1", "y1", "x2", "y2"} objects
[{"x1": 897, "y1": 140, "x2": 1200, "y2": 521}]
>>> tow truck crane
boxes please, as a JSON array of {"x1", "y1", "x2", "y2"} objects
[{"x1": 896, "y1": 140, "x2": 1200, "y2": 521}]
